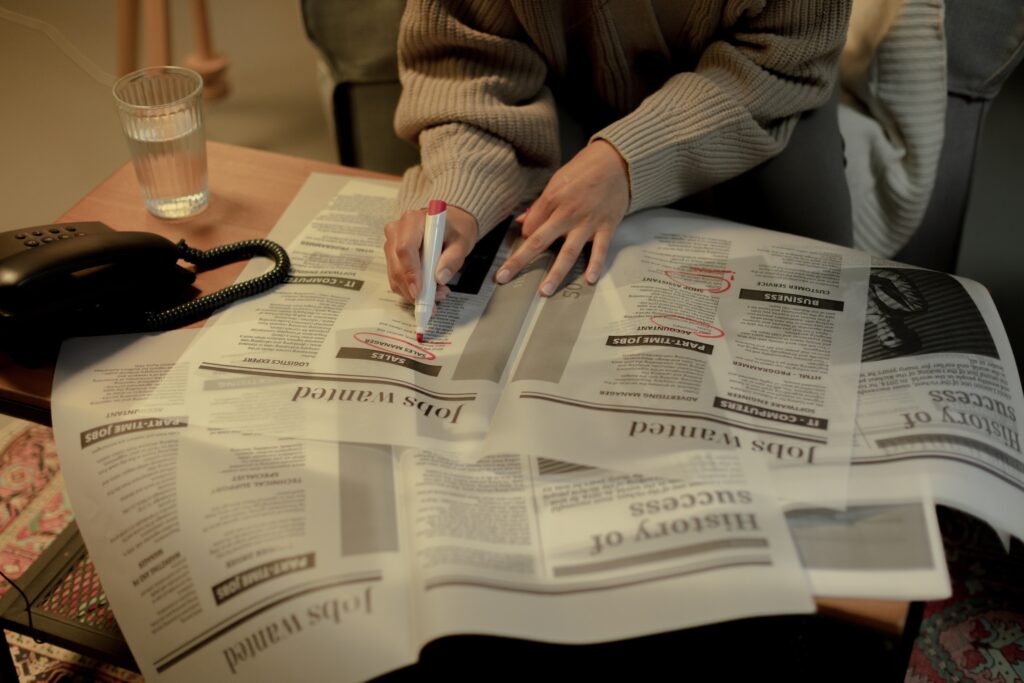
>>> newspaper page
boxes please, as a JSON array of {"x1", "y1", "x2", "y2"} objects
[
  {"x1": 484, "y1": 208, "x2": 870, "y2": 506},
  {"x1": 175, "y1": 177, "x2": 870, "y2": 508},
  {"x1": 51, "y1": 330, "x2": 813, "y2": 682},
  {"x1": 52, "y1": 331, "x2": 418, "y2": 683},
  {"x1": 176, "y1": 175, "x2": 530, "y2": 452},
  {"x1": 786, "y1": 500, "x2": 950, "y2": 600},
  {"x1": 845, "y1": 263, "x2": 1024, "y2": 540},
  {"x1": 397, "y1": 448, "x2": 814, "y2": 645}
]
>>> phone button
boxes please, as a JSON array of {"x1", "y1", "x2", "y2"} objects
[
  {"x1": 31, "y1": 230, "x2": 43, "y2": 236},
  {"x1": 24, "y1": 240, "x2": 39, "y2": 247},
  {"x1": 42, "y1": 237, "x2": 55, "y2": 244},
  {"x1": 14, "y1": 233, "x2": 26, "y2": 239}
]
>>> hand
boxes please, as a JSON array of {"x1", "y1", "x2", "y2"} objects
[
  {"x1": 496, "y1": 139, "x2": 629, "y2": 296},
  {"x1": 383, "y1": 205, "x2": 478, "y2": 304}
]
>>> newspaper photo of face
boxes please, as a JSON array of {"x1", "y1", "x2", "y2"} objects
[{"x1": 862, "y1": 268, "x2": 999, "y2": 362}]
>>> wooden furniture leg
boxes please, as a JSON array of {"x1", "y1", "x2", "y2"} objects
[
  {"x1": 183, "y1": 0, "x2": 230, "y2": 100},
  {"x1": 116, "y1": 0, "x2": 139, "y2": 76},
  {"x1": 142, "y1": 0, "x2": 170, "y2": 68},
  {"x1": 115, "y1": 0, "x2": 228, "y2": 100}
]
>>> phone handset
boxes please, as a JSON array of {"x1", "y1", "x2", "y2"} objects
[
  {"x1": 0, "y1": 222, "x2": 290, "y2": 363},
  {"x1": 0, "y1": 226, "x2": 180, "y2": 290}
]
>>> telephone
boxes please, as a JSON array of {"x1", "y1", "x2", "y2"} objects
[{"x1": 0, "y1": 221, "x2": 289, "y2": 364}]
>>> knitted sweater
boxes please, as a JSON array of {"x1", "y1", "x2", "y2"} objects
[{"x1": 394, "y1": 0, "x2": 852, "y2": 237}]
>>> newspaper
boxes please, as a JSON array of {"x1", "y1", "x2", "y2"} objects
[
  {"x1": 48, "y1": 174, "x2": 1024, "y2": 678},
  {"x1": 53, "y1": 330, "x2": 813, "y2": 682},
  {"x1": 845, "y1": 262, "x2": 1024, "y2": 540},
  {"x1": 783, "y1": 259, "x2": 1024, "y2": 598},
  {"x1": 174, "y1": 175, "x2": 871, "y2": 507},
  {"x1": 787, "y1": 501, "x2": 950, "y2": 600}
]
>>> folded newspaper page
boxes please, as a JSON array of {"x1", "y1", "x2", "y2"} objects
[
  {"x1": 846, "y1": 261, "x2": 1024, "y2": 540},
  {"x1": 174, "y1": 174, "x2": 871, "y2": 507},
  {"x1": 53, "y1": 329, "x2": 813, "y2": 682},
  {"x1": 787, "y1": 501, "x2": 950, "y2": 600}
]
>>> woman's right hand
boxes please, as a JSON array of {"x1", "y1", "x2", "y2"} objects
[{"x1": 383, "y1": 204, "x2": 478, "y2": 303}]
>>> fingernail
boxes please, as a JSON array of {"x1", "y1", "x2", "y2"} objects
[
  {"x1": 585, "y1": 270, "x2": 599, "y2": 285},
  {"x1": 496, "y1": 269, "x2": 511, "y2": 284},
  {"x1": 540, "y1": 281, "x2": 555, "y2": 297},
  {"x1": 409, "y1": 281, "x2": 419, "y2": 299},
  {"x1": 514, "y1": 207, "x2": 531, "y2": 223},
  {"x1": 437, "y1": 268, "x2": 452, "y2": 285}
]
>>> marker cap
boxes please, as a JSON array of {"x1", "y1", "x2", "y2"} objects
[{"x1": 427, "y1": 199, "x2": 447, "y2": 215}]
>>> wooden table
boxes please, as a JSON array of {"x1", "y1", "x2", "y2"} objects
[
  {"x1": 0, "y1": 141, "x2": 385, "y2": 424},
  {"x1": 0, "y1": 141, "x2": 912, "y2": 663}
]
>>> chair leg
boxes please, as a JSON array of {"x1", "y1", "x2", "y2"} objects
[
  {"x1": 333, "y1": 82, "x2": 358, "y2": 167},
  {"x1": 142, "y1": 0, "x2": 169, "y2": 67},
  {"x1": 116, "y1": 0, "x2": 139, "y2": 76},
  {"x1": 183, "y1": 0, "x2": 230, "y2": 100}
]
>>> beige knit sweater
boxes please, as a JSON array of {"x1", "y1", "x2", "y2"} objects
[{"x1": 395, "y1": 0, "x2": 852, "y2": 237}]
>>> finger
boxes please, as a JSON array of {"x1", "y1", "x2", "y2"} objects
[
  {"x1": 539, "y1": 232, "x2": 588, "y2": 296},
  {"x1": 383, "y1": 220, "x2": 408, "y2": 297},
  {"x1": 436, "y1": 235, "x2": 473, "y2": 286},
  {"x1": 584, "y1": 227, "x2": 613, "y2": 285},
  {"x1": 435, "y1": 284, "x2": 451, "y2": 302},
  {"x1": 389, "y1": 215, "x2": 425, "y2": 302},
  {"x1": 519, "y1": 196, "x2": 553, "y2": 238},
  {"x1": 496, "y1": 215, "x2": 567, "y2": 284}
]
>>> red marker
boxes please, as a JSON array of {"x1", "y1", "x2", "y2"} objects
[{"x1": 415, "y1": 200, "x2": 447, "y2": 342}]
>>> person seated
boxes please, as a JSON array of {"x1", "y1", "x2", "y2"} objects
[{"x1": 382, "y1": 0, "x2": 854, "y2": 304}]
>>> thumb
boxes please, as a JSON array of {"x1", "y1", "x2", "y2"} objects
[
  {"x1": 436, "y1": 237, "x2": 472, "y2": 285},
  {"x1": 433, "y1": 205, "x2": 478, "y2": 284}
]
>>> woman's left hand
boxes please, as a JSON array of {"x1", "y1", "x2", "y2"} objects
[{"x1": 495, "y1": 139, "x2": 630, "y2": 296}]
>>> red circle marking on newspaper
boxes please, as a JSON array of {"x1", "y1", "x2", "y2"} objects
[
  {"x1": 649, "y1": 315, "x2": 725, "y2": 339},
  {"x1": 664, "y1": 268, "x2": 735, "y2": 294},
  {"x1": 353, "y1": 332, "x2": 437, "y2": 361}
]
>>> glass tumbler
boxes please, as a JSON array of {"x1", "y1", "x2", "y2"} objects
[{"x1": 112, "y1": 66, "x2": 209, "y2": 219}]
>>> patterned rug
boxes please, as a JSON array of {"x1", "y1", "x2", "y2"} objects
[
  {"x1": 0, "y1": 419, "x2": 1021, "y2": 682},
  {"x1": 0, "y1": 418, "x2": 141, "y2": 682},
  {"x1": 905, "y1": 508, "x2": 1024, "y2": 683}
]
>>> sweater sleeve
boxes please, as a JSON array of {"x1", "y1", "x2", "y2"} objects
[
  {"x1": 393, "y1": 0, "x2": 559, "y2": 237},
  {"x1": 595, "y1": 0, "x2": 852, "y2": 214}
]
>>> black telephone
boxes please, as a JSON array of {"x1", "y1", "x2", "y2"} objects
[{"x1": 0, "y1": 221, "x2": 289, "y2": 364}]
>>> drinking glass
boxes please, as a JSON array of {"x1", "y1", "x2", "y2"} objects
[{"x1": 112, "y1": 66, "x2": 209, "y2": 219}]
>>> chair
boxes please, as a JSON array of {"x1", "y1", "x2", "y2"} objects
[{"x1": 299, "y1": 0, "x2": 418, "y2": 174}]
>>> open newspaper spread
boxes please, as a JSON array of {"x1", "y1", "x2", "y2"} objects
[
  {"x1": 172, "y1": 175, "x2": 871, "y2": 506},
  {"x1": 49, "y1": 174, "x2": 1023, "y2": 681},
  {"x1": 54, "y1": 329, "x2": 812, "y2": 682}
]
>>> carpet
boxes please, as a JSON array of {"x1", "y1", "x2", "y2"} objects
[
  {"x1": 905, "y1": 508, "x2": 1024, "y2": 683},
  {"x1": 0, "y1": 418, "x2": 1021, "y2": 682},
  {"x1": 0, "y1": 419, "x2": 141, "y2": 682}
]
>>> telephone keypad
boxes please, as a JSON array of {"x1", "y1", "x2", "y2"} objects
[{"x1": 1, "y1": 222, "x2": 111, "y2": 260}]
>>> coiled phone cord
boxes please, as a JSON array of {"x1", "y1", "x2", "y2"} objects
[{"x1": 143, "y1": 238, "x2": 291, "y2": 331}]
